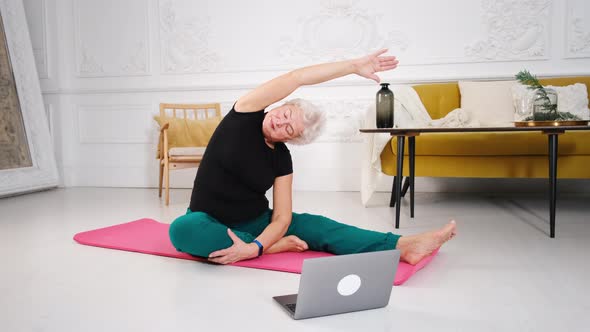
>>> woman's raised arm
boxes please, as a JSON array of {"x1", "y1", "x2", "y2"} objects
[{"x1": 235, "y1": 49, "x2": 398, "y2": 113}]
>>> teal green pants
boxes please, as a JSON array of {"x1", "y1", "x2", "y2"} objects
[{"x1": 169, "y1": 209, "x2": 400, "y2": 257}]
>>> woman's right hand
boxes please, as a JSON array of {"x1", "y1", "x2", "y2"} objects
[
  {"x1": 353, "y1": 49, "x2": 399, "y2": 83},
  {"x1": 208, "y1": 228, "x2": 259, "y2": 264}
]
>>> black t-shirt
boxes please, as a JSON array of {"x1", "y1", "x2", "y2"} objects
[{"x1": 189, "y1": 107, "x2": 293, "y2": 224}]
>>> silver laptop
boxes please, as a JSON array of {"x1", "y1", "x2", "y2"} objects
[{"x1": 273, "y1": 249, "x2": 400, "y2": 320}]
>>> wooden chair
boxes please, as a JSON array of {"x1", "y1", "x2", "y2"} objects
[{"x1": 157, "y1": 103, "x2": 221, "y2": 205}]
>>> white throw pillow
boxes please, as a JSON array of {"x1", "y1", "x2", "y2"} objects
[
  {"x1": 546, "y1": 84, "x2": 589, "y2": 120},
  {"x1": 511, "y1": 83, "x2": 590, "y2": 120},
  {"x1": 459, "y1": 80, "x2": 517, "y2": 126}
]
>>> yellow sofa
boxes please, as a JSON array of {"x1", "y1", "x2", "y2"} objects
[{"x1": 380, "y1": 77, "x2": 590, "y2": 179}]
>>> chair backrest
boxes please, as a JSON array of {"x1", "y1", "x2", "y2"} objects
[{"x1": 159, "y1": 103, "x2": 221, "y2": 120}]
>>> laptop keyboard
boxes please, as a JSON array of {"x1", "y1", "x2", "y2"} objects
[{"x1": 285, "y1": 303, "x2": 297, "y2": 313}]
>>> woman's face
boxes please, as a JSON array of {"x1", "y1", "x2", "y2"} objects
[{"x1": 262, "y1": 104, "x2": 304, "y2": 142}]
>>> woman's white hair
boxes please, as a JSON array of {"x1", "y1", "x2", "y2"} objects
[{"x1": 284, "y1": 98, "x2": 326, "y2": 145}]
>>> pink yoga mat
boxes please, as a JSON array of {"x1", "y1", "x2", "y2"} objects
[{"x1": 73, "y1": 218, "x2": 438, "y2": 285}]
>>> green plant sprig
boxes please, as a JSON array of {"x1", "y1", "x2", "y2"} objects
[
  {"x1": 515, "y1": 69, "x2": 558, "y2": 114},
  {"x1": 515, "y1": 69, "x2": 544, "y2": 90}
]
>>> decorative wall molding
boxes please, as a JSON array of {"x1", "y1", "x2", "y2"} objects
[
  {"x1": 314, "y1": 99, "x2": 371, "y2": 143},
  {"x1": 565, "y1": 0, "x2": 590, "y2": 58},
  {"x1": 77, "y1": 104, "x2": 153, "y2": 144},
  {"x1": 23, "y1": 0, "x2": 49, "y2": 78},
  {"x1": 122, "y1": 42, "x2": 148, "y2": 74},
  {"x1": 74, "y1": 0, "x2": 150, "y2": 77},
  {"x1": 78, "y1": 45, "x2": 104, "y2": 75},
  {"x1": 158, "y1": 0, "x2": 221, "y2": 74},
  {"x1": 465, "y1": 0, "x2": 551, "y2": 61},
  {"x1": 568, "y1": 18, "x2": 590, "y2": 56},
  {"x1": 278, "y1": 0, "x2": 409, "y2": 63}
]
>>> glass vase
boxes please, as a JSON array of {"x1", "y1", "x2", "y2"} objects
[
  {"x1": 532, "y1": 88, "x2": 558, "y2": 121},
  {"x1": 514, "y1": 90, "x2": 534, "y2": 121},
  {"x1": 376, "y1": 83, "x2": 394, "y2": 128}
]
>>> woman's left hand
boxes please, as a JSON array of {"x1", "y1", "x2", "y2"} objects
[
  {"x1": 353, "y1": 49, "x2": 399, "y2": 83},
  {"x1": 208, "y1": 228, "x2": 259, "y2": 264}
]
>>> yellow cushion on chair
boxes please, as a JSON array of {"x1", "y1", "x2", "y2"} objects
[{"x1": 154, "y1": 116, "x2": 220, "y2": 158}]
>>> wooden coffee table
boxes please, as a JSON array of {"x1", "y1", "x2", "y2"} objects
[{"x1": 360, "y1": 125, "x2": 590, "y2": 238}]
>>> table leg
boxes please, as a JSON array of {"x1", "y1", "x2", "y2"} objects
[
  {"x1": 409, "y1": 136, "x2": 415, "y2": 218},
  {"x1": 394, "y1": 136, "x2": 405, "y2": 229},
  {"x1": 548, "y1": 134, "x2": 558, "y2": 238},
  {"x1": 401, "y1": 177, "x2": 410, "y2": 197},
  {"x1": 389, "y1": 177, "x2": 399, "y2": 207}
]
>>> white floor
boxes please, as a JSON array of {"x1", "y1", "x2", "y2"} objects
[{"x1": 0, "y1": 188, "x2": 589, "y2": 332}]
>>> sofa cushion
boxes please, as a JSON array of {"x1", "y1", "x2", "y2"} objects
[
  {"x1": 380, "y1": 154, "x2": 590, "y2": 179},
  {"x1": 459, "y1": 80, "x2": 517, "y2": 126},
  {"x1": 539, "y1": 77, "x2": 590, "y2": 106},
  {"x1": 413, "y1": 83, "x2": 460, "y2": 120},
  {"x1": 545, "y1": 83, "x2": 590, "y2": 120},
  {"x1": 390, "y1": 131, "x2": 590, "y2": 156}
]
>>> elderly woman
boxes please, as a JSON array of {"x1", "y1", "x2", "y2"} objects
[{"x1": 169, "y1": 49, "x2": 456, "y2": 265}]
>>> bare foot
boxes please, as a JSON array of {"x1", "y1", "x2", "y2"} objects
[
  {"x1": 396, "y1": 221, "x2": 457, "y2": 265},
  {"x1": 266, "y1": 235, "x2": 309, "y2": 254}
]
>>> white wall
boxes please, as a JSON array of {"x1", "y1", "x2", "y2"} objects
[{"x1": 22, "y1": 0, "x2": 590, "y2": 192}]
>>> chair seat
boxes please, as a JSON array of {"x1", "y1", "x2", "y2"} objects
[
  {"x1": 166, "y1": 156, "x2": 203, "y2": 163},
  {"x1": 168, "y1": 147, "x2": 207, "y2": 156},
  {"x1": 164, "y1": 147, "x2": 206, "y2": 163}
]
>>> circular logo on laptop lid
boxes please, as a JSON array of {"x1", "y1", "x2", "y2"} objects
[{"x1": 337, "y1": 274, "x2": 362, "y2": 296}]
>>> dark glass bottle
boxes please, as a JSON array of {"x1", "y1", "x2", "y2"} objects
[{"x1": 376, "y1": 83, "x2": 394, "y2": 128}]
